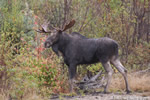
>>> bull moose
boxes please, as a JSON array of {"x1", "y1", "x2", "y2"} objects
[{"x1": 36, "y1": 20, "x2": 131, "y2": 93}]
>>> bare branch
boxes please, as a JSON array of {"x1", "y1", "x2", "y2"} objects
[
  {"x1": 78, "y1": 6, "x2": 89, "y2": 32},
  {"x1": 88, "y1": 70, "x2": 103, "y2": 82}
]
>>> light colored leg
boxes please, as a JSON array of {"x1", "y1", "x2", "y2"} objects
[
  {"x1": 111, "y1": 59, "x2": 131, "y2": 93},
  {"x1": 102, "y1": 61, "x2": 114, "y2": 93}
]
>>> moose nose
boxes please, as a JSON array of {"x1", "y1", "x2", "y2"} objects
[{"x1": 44, "y1": 42, "x2": 51, "y2": 48}]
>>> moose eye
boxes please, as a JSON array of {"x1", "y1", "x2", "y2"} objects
[{"x1": 44, "y1": 42, "x2": 51, "y2": 48}]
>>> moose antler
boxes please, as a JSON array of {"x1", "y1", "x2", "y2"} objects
[
  {"x1": 36, "y1": 21, "x2": 51, "y2": 33},
  {"x1": 62, "y1": 19, "x2": 75, "y2": 31},
  {"x1": 36, "y1": 20, "x2": 75, "y2": 33}
]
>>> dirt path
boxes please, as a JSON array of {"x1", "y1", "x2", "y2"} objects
[
  {"x1": 51, "y1": 92, "x2": 150, "y2": 100},
  {"x1": 67, "y1": 93, "x2": 150, "y2": 100}
]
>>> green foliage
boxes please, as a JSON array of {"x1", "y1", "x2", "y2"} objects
[
  {"x1": 0, "y1": 1, "x2": 24, "y2": 51},
  {"x1": 0, "y1": 0, "x2": 39, "y2": 99},
  {"x1": 87, "y1": 63, "x2": 104, "y2": 73},
  {"x1": 0, "y1": 1, "x2": 25, "y2": 95}
]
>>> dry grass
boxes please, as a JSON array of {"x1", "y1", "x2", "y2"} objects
[
  {"x1": 0, "y1": 92, "x2": 9, "y2": 100},
  {"x1": 22, "y1": 92, "x2": 45, "y2": 100},
  {"x1": 0, "y1": 87, "x2": 45, "y2": 100},
  {"x1": 0, "y1": 91, "x2": 45, "y2": 100},
  {"x1": 110, "y1": 73, "x2": 150, "y2": 93}
]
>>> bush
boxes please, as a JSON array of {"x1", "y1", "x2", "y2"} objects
[
  {"x1": 19, "y1": 35, "x2": 69, "y2": 95},
  {"x1": 0, "y1": 0, "x2": 25, "y2": 94},
  {"x1": 127, "y1": 42, "x2": 150, "y2": 70}
]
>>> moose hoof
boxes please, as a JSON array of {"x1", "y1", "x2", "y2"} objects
[
  {"x1": 126, "y1": 90, "x2": 132, "y2": 94},
  {"x1": 103, "y1": 90, "x2": 110, "y2": 94}
]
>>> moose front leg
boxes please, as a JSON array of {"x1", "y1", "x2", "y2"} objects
[{"x1": 68, "y1": 64, "x2": 77, "y2": 92}]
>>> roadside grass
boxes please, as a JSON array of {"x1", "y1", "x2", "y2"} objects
[
  {"x1": 110, "y1": 72, "x2": 150, "y2": 93},
  {"x1": 0, "y1": 90, "x2": 45, "y2": 100},
  {"x1": 21, "y1": 92, "x2": 44, "y2": 100},
  {"x1": 0, "y1": 90, "x2": 9, "y2": 100}
]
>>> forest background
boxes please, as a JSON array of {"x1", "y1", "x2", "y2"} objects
[{"x1": 0, "y1": 0, "x2": 150, "y2": 99}]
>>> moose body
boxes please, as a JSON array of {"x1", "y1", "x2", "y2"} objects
[
  {"x1": 37, "y1": 20, "x2": 131, "y2": 93},
  {"x1": 51, "y1": 33, "x2": 118, "y2": 66}
]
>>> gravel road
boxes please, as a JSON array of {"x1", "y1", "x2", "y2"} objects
[
  {"x1": 67, "y1": 93, "x2": 150, "y2": 100},
  {"x1": 51, "y1": 92, "x2": 150, "y2": 100}
]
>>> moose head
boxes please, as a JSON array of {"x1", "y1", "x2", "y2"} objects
[{"x1": 36, "y1": 20, "x2": 75, "y2": 48}]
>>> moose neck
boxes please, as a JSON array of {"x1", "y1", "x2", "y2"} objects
[{"x1": 53, "y1": 32, "x2": 71, "y2": 54}]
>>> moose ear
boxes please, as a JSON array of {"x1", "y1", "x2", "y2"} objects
[
  {"x1": 58, "y1": 30, "x2": 62, "y2": 33},
  {"x1": 62, "y1": 19, "x2": 75, "y2": 31}
]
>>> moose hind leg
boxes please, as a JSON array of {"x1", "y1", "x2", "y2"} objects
[
  {"x1": 111, "y1": 59, "x2": 131, "y2": 93},
  {"x1": 102, "y1": 61, "x2": 114, "y2": 93}
]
